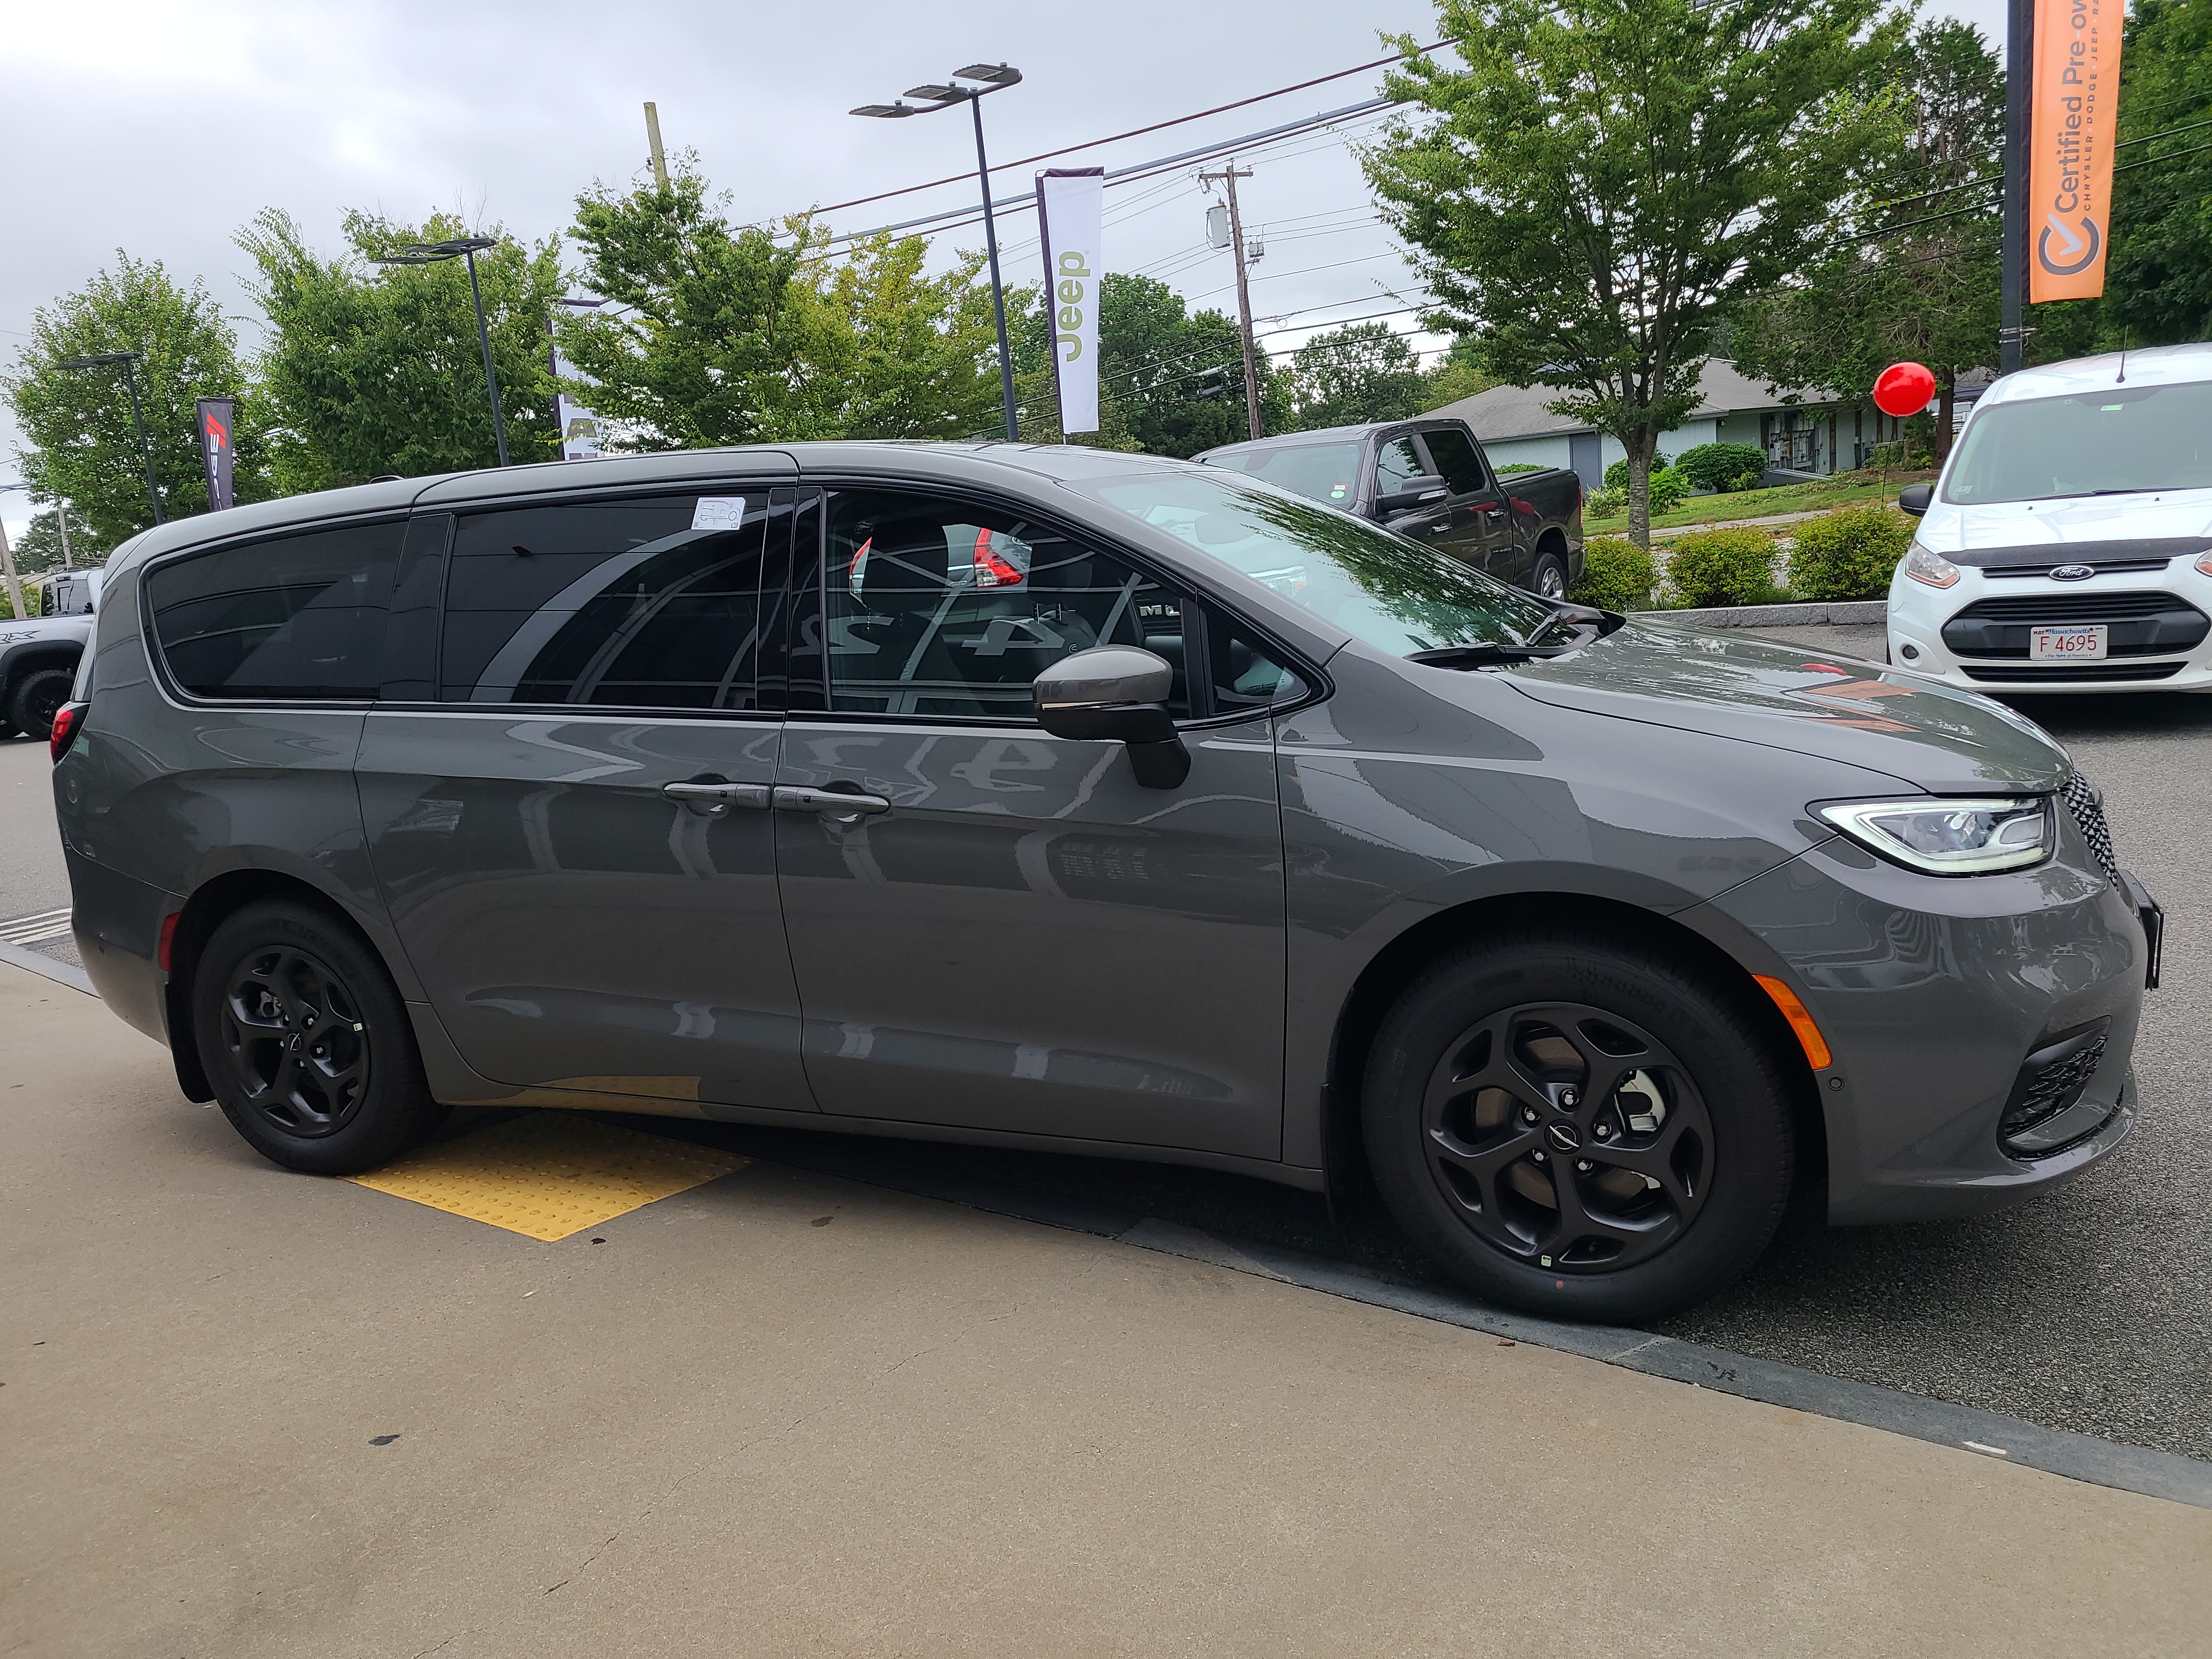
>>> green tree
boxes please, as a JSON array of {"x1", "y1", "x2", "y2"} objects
[
  {"x1": 1422, "y1": 335, "x2": 1497, "y2": 407},
  {"x1": 1364, "y1": 0, "x2": 1901, "y2": 546},
  {"x1": 1284, "y1": 321, "x2": 1430, "y2": 429},
  {"x1": 1730, "y1": 19, "x2": 2003, "y2": 459},
  {"x1": 9, "y1": 507, "x2": 107, "y2": 575},
  {"x1": 242, "y1": 208, "x2": 566, "y2": 490},
  {"x1": 790, "y1": 232, "x2": 1003, "y2": 441},
  {"x1": 3, "y1": 253, "x2": 269, "y2": 546}
]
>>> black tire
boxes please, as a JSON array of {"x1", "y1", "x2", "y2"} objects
[
  {"x1": 8, "y1": 667, "x2": 74, "y2": 741},
  {"x1": 1530, "y1": 549, "x2": 1570, "y2": 601},
  {"x1": 1362, "y1": 927, "x2": 1795, "y2": 1323},
  {"x1": 191, "y1": 900, "x2": 444, "y2": 1175}
]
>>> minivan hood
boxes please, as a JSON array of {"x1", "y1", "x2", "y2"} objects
[
  {"x1": 1915, "y1": 488, "x2": 2212, "y2": 556},
  {"x1": 1499, "y1": 619, "x2": 2069, "y2": 793}
]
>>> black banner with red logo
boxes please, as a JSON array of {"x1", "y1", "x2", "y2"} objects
[{"x1": 196, "y1": 396, "x2": 237, "y2": 511}]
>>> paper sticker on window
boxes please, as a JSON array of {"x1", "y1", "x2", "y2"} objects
[{"x1": 692, "y1": 496, "x2": 747, "y2": 532}]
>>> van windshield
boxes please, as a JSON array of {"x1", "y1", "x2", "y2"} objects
[
  {"x1": 1073, "y1": 471, "x2": 1553, "y2": 656},
  {"x1": 1945, "y1": 381, "x2": 2212, "y2": 503}
]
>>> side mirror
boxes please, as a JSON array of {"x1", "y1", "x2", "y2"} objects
[
  {"x1": 1898, "y1": 482, "x2": 1933, "y2": 516},
  {"x1": 1032, "y1": 646, "x2": 1190, "y2": 789},
  {"x1": 1376, "y1": 473, "x2": 1451, "y2": 515}
]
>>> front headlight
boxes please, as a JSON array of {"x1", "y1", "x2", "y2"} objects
[
  {"x1": 1818, "y1": 797, "x2": 2053, "y2": 874},
  {"x1": 1903, "y1": 543, "x2": 1961, "y2": 588}
]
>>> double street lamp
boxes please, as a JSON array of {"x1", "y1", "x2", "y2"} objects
[
  {"x1": 374, "y1": 235, "x2": 511, "y2": 466},
  {"x1": 853, "y1": 63, "x2": 1023, "y2": 442},
  {"x1": 57, "y1": 351, "x2": 162, "y2": 526}
]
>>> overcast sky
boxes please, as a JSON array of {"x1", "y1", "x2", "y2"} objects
[{"x1": 3, "y1": 0, "x2": 2006, "y2": 541}]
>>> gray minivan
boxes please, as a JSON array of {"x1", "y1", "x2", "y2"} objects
[{"x1": 52, "y1": 443, "x2": 2159, "y2": 1321}]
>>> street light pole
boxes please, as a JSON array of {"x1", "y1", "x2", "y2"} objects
[
  {"x1": 853, "y1": 63, "x2": 1024, "y2": 442},
  {"x1": 374, "y1": 236, "x2": 512, "y2": 466},
  {"x1": 58, "y1": 352, "x2": 164, "y2": 526},
  {"x1": 2000, "y1": 0, "x2": 2034, "y2": 374}
]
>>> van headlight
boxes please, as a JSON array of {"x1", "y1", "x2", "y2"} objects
[
  {"x1": 1903, "y1": 543, "x2": 1961, "y2": 589},
  {"x1": 1818, "y1": 797, "x2": 2053, "y2": 874}
]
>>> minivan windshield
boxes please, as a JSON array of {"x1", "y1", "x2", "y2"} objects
[
  {"x1": 1200, "y1": 441, "x2": 1364, "y2": 507},
  {"x1": 1945, "y1": 380, "x2": 2212, "y2": 503},
  {"x1": 1074, "y1": 471, "x2": 1554, "y2": 656}
]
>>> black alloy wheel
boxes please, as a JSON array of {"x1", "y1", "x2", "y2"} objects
[
  {"x1": 193, "y1": 900, "x2": 444, "y2": 1174},
  {"x1": 1363, "y1": 927, "x2": 1795, "y2": 1323},
  {"x1": 217, "y1": 943, "x2": 373, "y2": 1139},
  {"x1": 9, "y1": 667, "x2": 74, "y2": 741},
  {"x1": 1421, "y1": 1002, "x2": 1714, "y2": 1272}
]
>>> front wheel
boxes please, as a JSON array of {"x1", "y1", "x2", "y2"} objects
[
  {"x1": 191, "y1": 900, "x2": 444, "y2": 1175},
  {"x1": 1362, "y1": 928, "x2": 1796, "y2": 1323}
]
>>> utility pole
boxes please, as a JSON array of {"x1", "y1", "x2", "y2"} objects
[
  {"x1": 0, "y1": 515, "x2": 23, "y2": 625},
  {"x1": 57, "y1": 501, "x2": 73, "y2": 569},
  {"x1": 645, "y1": 103, "x2": 670, "y2": 191},
  {"x1": 1201, "y1": 163, "x2": 1263, "y2": 439},
  {"x1": 1999, "y1": 0, "x2": 2033, "y2": 373}
]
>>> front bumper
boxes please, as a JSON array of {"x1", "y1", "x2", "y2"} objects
[
  {"x1": 1887, "y1": 568, "x2": 2212, "y2": 693},
  {"x1": 1697, "y1": 827, "x2": 2149, "y2": 1226}
]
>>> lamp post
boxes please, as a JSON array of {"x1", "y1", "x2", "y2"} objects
[
  {"x1": 853, "y1": 63, "x2": 1024, "y2": 442},
  {"x1": 58, "y1": 351, "x2": 163, "y2": 526},
  {"x1": 374, "y1": 235, "x2": 511, "y2": 466}
]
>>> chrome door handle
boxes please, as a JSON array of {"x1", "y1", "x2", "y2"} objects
[
  {"x1": 663, "y1": 781, "x2": 770, "y2": 817},
  {"x1": 774, "y1": 785, "x2": 891, "y2": 818}
]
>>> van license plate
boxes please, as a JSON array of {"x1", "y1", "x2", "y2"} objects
[{"x1": 2030, "y1": 624, "x2": 2107, "y2": 662}]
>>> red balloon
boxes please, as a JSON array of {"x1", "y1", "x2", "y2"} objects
[{"x1": 1874, "y1": 361, "x2": 1937, "y2": 418}]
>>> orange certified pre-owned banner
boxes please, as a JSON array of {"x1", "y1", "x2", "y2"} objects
[{"x1": 2029, "y1": 0, "x2": 2120, "y2": 301}]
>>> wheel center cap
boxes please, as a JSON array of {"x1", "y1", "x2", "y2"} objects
[{"x1": 1545, "y1": 1120, "x2": 1582, "y2": 1152}]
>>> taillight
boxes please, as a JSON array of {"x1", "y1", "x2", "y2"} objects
[
  {"x1": 972, "y1": 527, "x2": 1026, "y2": 588},
  {"x1": 50, "y1": 701, "x2": 88, "y2": 762}
]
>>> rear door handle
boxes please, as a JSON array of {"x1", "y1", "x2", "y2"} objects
[
  {"x1": 774, "y1": 785, "x2": 891, "y2": 818},
  {"x1": 663, "y1": 781, "x2": 770, "y2": 817}
]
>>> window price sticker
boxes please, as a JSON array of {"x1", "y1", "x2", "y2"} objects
[{"x1": 692, "y1": 496, "x2": 747, "y2": 532}]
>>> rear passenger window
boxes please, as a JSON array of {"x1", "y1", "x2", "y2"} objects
[
  {"x1": 441, "y1": 492, "x2": 767, "y2": 708},
  {"x1": 823, "y1": 489, "x2": 1191, "y2": 720},
  {"x1": 146, "y1": 522, "x2": 400, "y2": 701},
  {"x1": 1420, "y1": 427, "x2": 1487, "y2": 495}
]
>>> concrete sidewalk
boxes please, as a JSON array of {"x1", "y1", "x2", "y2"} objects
[{"x1": 4, "y1": 958, "x2": 2208, "y2": 1658}]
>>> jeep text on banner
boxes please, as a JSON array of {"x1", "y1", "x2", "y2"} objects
[
  {"x1": 195, "y1": 397, "x2": 237, "y2": 511},
  {"x1": 1035, "y1": 168, "x2": 1104, "y2": 436},
  {"x1": 2029, "y1": 0, "x2": 2120, "y2": 302}
]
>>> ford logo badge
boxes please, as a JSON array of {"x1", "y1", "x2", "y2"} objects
[{"x1": 2049, "y1": 563, "x2": 2096, "y2": 581}]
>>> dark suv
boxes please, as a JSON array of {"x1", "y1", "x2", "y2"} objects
[{"x1": 53, "y1": 443, "x2": 2158, "y2": 1321}]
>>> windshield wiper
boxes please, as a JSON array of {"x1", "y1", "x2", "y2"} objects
[
  {"x1": 1408, "y1": 617, "x2": 1605, "y2": 669},
  {"x1": 1522, "y1": 601, "x2": 1611, "y2": 647}
]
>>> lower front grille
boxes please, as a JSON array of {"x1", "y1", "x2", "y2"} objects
[
  {"x1": 1941, "y1": 589, "x2": 2210, "y2": 659},
  {"x1": 1960, "y1": 661, "x2": 2184, "y2": 684},
  {"x1": 1999, "y1": 1022, "x2": 2112, "y2": 1159}
]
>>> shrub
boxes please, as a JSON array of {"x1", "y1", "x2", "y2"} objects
[
  {"x1": 1602, "y1": 452, "x2": 1674, "y2": 492},
  {"x1": 1662, "y1": 528, "x2": 1782, "y2": 608},
  {"x1": 1674, "y1": 442, "x2": 1769, "y2": 493},
  {"x1": 1585, "y1": 484, "x2": 1627, "y2": 518},
  {"x1": 1647, "y1": 466, "x2": 1690, "y2": 515},
  {"x1": 1570, "y1": 536, "x2": 1655, "y2": 610},
  {"x1": 1497, "y1": 462, "x2": 1548, "y2": 475},
  {"x1": 1787, "y1": 503, "x2": 1912, "y2": 600}
]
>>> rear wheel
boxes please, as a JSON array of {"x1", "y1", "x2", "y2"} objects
[
  {"x1": 1530, "y1": 550, "x2": 1569, "y2": 601},
  {"x1": 191, "y1": 900, "x2": 443, "y2": 1175},
  {"x1": 8, "y1": 668, "x2": 73, "y2": 741},
  {"x1": 1362, "y1": 928, "x2": 1795, "y2": 1323}
]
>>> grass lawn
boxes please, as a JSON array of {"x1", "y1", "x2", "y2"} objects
[{"x1": 1582, "y1": 466, "x2": 1938, "y2": 538}]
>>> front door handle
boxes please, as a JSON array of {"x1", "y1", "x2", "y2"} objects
[
  {"x1": 664, "y1": 781, "x2": 771, "y2": 817},
  {"x1": 774, "y1": 785, "x2": 892, "y2": 819}
]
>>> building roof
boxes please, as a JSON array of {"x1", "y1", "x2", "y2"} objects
[{"x1": 1429, "y1": 360, "x2": 1835, "y2": 443}]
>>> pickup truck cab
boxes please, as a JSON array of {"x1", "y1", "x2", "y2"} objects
[
  {"x1": 1197, "y1": 417, "x2": 1584, "y2": 598},
  {"x1": 1, "y1": 570, "x2": 100, "y2": 741}
]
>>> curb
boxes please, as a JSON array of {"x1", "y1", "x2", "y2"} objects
[
  {"x1": 0, "y1": 938, "x2": 95, "y2": 995},
  {"x1": 1637, "y1": 599, "x2": 1888, "y2": 630}
]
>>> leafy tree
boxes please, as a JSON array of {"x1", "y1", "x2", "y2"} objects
[
  {"x1": 3, "y1": 253, "x2": 269, "y2": 546},
  {"x1": 9, "y1": 508, "x2": 107, "y2": 574},
  {"x1": 1014, "y1": 274, "x2": 1289, "y2": 457},
  {"x1": 1365, "y1": 0, "x2": 1901, "y2": 546},
  {"x1": 241, "y1": 208, "x2": 566, "y2": 490},
  {"x1": 1422, "y1": 335, "x2": 1497, "y2": 407},
  {"x1": 791, "y1": 232, "x2": 1003, "y2": 441},
  {"x1": 1730, "y1": 19, "x2": 2002, "y2": 459},
  {"x1": 1284, "y1": 321, "x2": 1430, "y2": 430}
]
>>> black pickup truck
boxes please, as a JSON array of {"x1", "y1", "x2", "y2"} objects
[{"x1": 1196, "y1": 416, "x2": 1584, "y2": 599}]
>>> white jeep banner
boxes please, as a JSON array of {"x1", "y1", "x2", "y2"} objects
[{"x1": 1035, "y1": 168, "x2": 1104, "y2": 435}]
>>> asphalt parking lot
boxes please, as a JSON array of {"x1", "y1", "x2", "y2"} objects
[{"x1": 2, "y1": 668, "x2": 2207, "y2": 1468}]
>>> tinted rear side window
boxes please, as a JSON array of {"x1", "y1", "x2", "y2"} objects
[
  {"x1": 1420, "y1": 427, "x2": 1487, "y2": 494},
  {"x1": 441, "y1": 492, "x2": 768, "y2": 708},
  {"x1": 146, "y1": 521, "x2": 401, "y2": 700}
]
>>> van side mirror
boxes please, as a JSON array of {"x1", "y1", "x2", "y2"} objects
[
  {"x1": 1898, "y1": 482, "x2": 1933, "y2": 516},
  {"x1": 1032, "y1": 646, "x2": 1190, "y2": 789},
  {"x1": 1377, "y1": 473, "x2": 1451, "y2": 515}
]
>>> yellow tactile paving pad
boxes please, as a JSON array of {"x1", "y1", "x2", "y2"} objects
[{"x1": 345, "y1": 1111, "x2": 747, "y2": 1241}]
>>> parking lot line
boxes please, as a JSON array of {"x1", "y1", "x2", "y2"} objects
[{"x1": 345, "y1": 1111, "x2": 747, "y2": 1240}]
